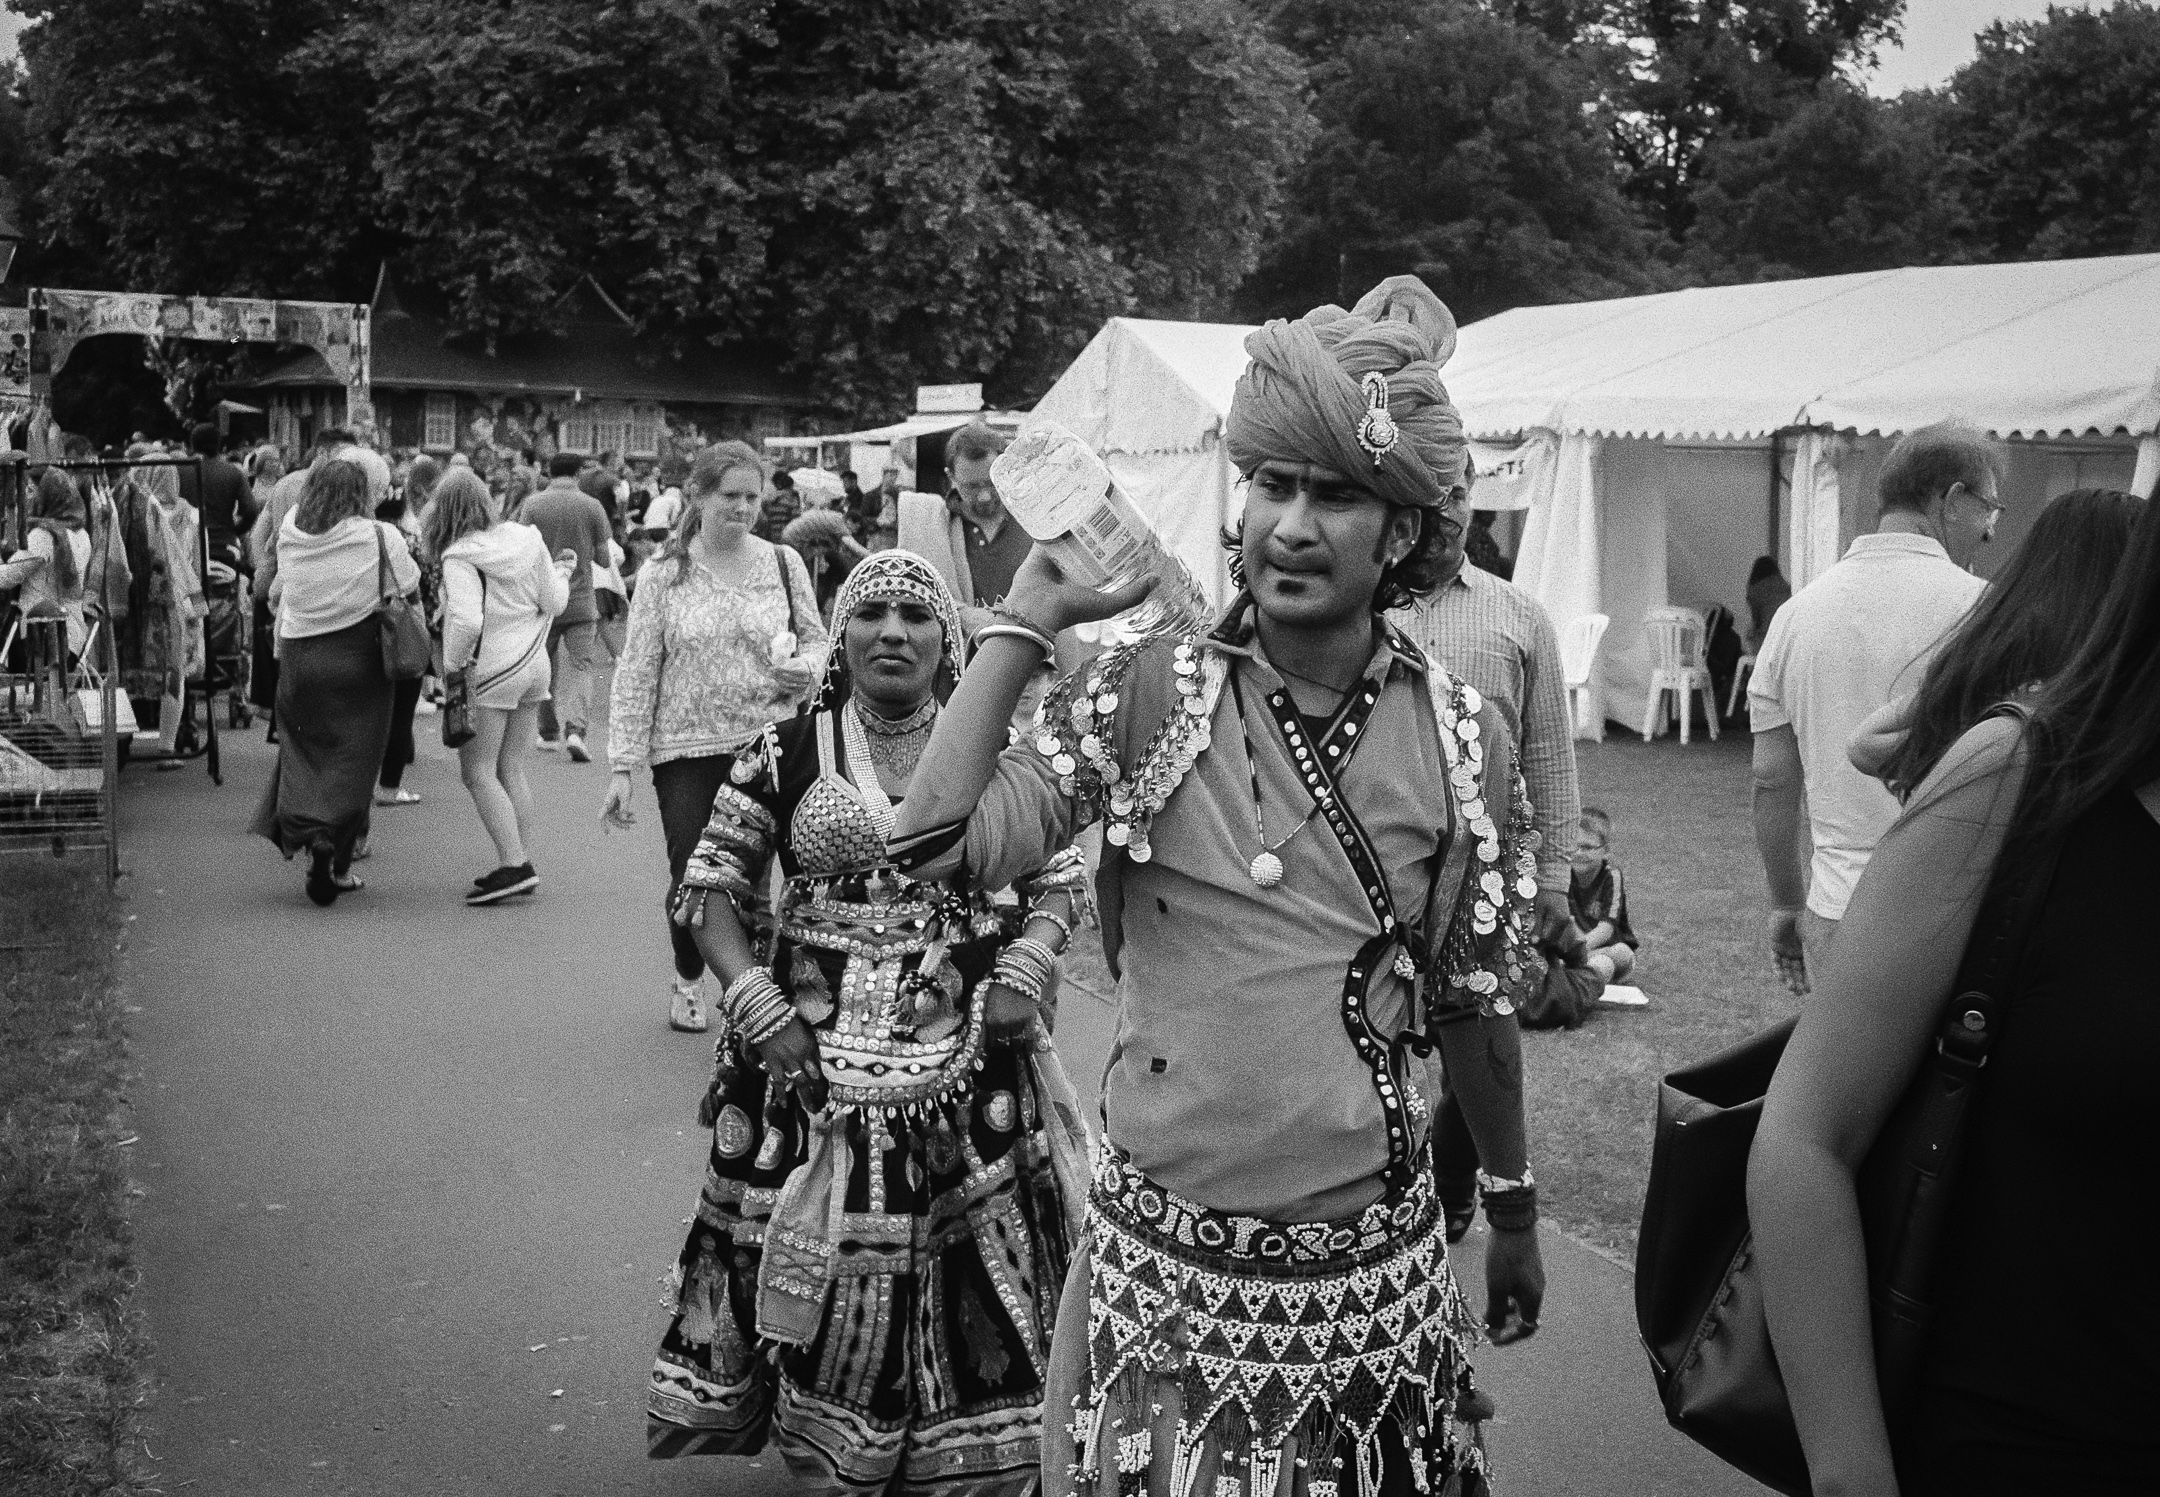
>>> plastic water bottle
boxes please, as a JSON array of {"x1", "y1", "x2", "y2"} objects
[{"x1": 990, "y1": 421, "x2": 1212, "y2": 638}]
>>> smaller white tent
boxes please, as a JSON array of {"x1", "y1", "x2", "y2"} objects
[{"x1": 1030, "y1": 317, "x2": 1255, "y2": 607}]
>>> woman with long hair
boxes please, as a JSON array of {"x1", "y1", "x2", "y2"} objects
[
  {"x1": 251, "y1": 459, "x2": 420, "y2": 905},
  {"x1": 646, "y1": 551, "x2": 1088, "y2": 1495},
  {"x1": 1851, "y1": 487, "x2": 2144, "y2": 797},
  {"x1": 1750, "y1": 495, "x2": 2160, "y2": 1494},
  {"x1": 602, "y1": 441, "x2": 827, "y2": 1032},
  {"x1": 427, "y1": 467, "x2": 571, "y2": 905}
]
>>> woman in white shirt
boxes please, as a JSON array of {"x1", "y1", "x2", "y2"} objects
[
  {"x1": 249, "y1": 459, "x2": 420, "y2": 907},
  {"x1": 426, "y1": 468, "x2": 572, "y2": 906},
  {"x1": 601, "y1": 441, "x2": 826, "y2": 1032}
]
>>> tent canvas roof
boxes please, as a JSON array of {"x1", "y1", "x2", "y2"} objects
[
  {"x1": 1449, "y1": 252, "x2": 2160, "y2": 442},
  {"x1": 1031, "y1": 317, "x2": 1255, "y2": 453}
]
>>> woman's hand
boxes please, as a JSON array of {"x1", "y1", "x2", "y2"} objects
[
  {"x1": 981, "y1": 981, "x2": 1041, "y2": 1044},
  {"x1": 600, "y1": 769, "x2": 636, "y2": 829},
  {"x1": 755, "y1": 1018, "x2": 828, "y2": 1111},
  {"x1": 772, "y1": 655, "x2": 819, "y2": 693},
  {"x1": 1003, "y1": 546, "x2": 1159, "y2": 636}
]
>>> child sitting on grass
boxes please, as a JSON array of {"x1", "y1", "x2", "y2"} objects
[{"x1": 1569, "y1": 807, "x2": 1638, "y2": 983}]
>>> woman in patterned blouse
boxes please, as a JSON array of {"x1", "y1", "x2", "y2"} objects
[{"x1": 602, "y1": 441, "x2": 829, "y2": 1033}]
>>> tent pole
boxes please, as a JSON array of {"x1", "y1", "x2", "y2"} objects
[{"x1": 1766, "y1": 430, "x2": 1785, "y2": 564}]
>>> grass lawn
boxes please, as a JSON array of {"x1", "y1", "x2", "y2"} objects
[
  {"x1": 0, "y1": 856, "x2": 147, "y2": 1496},
  {"x1": 1525, "y1": 727, "x2": 1799, "y2": 1258}
]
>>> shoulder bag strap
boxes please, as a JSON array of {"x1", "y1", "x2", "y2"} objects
[
  {"x1": 774, "y1": 543, "x2": 804, "y2": 637},
  {"x1": 374, "y1": 523, "x2": 394, "y2": 604}
]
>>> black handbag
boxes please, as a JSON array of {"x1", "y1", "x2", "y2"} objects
[
  {"x1": 374, "y1": 526, "x2": 431, "y2": 682},
  {"x1": 1637, "y1": 797, "x2": 2058, "y2": 1494}
]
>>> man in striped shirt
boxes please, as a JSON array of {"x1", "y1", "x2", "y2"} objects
[{"x1": 1393, "y1": 477, "x2": 1581, "y2": 1237}]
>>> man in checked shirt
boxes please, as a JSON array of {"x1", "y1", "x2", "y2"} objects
[{"x1": 1392, "y1": 469, "x2": 1582, "y2": 1242}]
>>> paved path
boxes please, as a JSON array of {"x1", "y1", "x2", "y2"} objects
[{"x1": 118, "y1": 713, "x2": 1762, "y2": 1495}]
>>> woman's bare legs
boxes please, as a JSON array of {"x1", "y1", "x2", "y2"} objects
[
  {"x1": 459, "y1": 706, "x2": 527, "y2": 867},
  {"x1": 498, "y1": 700, "x2": 541, "y2": 861}
]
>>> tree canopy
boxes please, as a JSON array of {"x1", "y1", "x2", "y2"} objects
[
  {"x1": 6, "y1": 0, "x2": 2152, "y2": 415},
  {"x1": 10, "y1": 0, "x2": 1310, "y2": 413},
  {"x1": 1242, "y1": 0, "x2": 1659, "y2": 323}
]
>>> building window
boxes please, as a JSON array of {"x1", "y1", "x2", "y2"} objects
[
  {"x1": 558, "y1": 407, "x2": 595, "y2": 455},
  {"x1": 627, "y1": 404, "x2": 662, "y2": 458},
  {"x1": 423, "y1": 392, "x2": 457, "y2": 450}
]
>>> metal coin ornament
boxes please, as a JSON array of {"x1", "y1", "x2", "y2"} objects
[{"x1": 1249, "y1": 850, "x2": 1286, "y2": 888}]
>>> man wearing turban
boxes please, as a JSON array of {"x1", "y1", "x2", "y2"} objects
[{"x1": 892, "y1": 277, "x2": 1546, "y2": 1496}]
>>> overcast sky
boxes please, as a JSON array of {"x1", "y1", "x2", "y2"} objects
[{"x1": 0, "y1": 2, "x2": 2105, "y2": 95}]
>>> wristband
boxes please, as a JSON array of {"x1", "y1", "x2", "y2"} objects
[{"x1": 1478, "y1": 1168, "x2": 1538, "y2": 1232}]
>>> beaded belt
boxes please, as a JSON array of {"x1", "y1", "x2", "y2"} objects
[{"x1": 1074, "y1": 1142, "x2": 1483, "y2": 1497}]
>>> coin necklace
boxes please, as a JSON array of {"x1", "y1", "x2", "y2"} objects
[{"x1": 1229, "y1": 675, "x2": 1326, "y2": 889}]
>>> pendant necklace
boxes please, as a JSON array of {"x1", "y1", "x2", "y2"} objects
[{"x1": 1229, "y1": 675, "x2": 1324, "y2": 889}]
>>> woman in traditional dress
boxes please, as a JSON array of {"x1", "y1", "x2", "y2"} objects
[{"x1": 646, "y1": 550, "x2": 1091, "y2": 1497}]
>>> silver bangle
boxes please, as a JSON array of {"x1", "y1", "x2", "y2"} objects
[{"x1": 972, "y1": 622, "x2": 1056, "y2": 658}]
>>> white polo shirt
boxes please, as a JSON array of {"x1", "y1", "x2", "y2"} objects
[{"x1": 1748, "y1": 532, "x2": 1986, "y2": 919}]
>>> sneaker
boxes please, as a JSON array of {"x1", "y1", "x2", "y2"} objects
[
  {"x1": 564, "y1": 730, "x2": 590, "y2": 763},
  {"x1": 466, "y1": 863, "x2": 539, "y2": 905},
  {"x1": 374, "y1": 788, "x2": 422, "y2": 806},
  {"x1": 669, "y1": 978, "x2": 709, "y2": 1033},
  {"x1": 536, "y1": 736, "x2": 561, "y2": 753}
]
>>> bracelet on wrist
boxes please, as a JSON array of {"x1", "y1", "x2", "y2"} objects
[
  {"x1": 1028, "y1": 908, "x2": 1074, "y2": 948},
  {"x1": 972, "y1": 622, "x2": 1056, "y2": 659},
  {"x1": 1478, "y1": 1168, "x2": 1539, "y2": 1231},
  {"x1": 993, "y1": 603, "x2": 1057, "y2": 639},
  {"x1": 722, "y1": 966, "x2": 797, "y2": 1045}
]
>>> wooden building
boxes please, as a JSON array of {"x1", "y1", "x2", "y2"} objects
[{"x1": 244, "y1": 271, "x2": 814, "y2": 464}]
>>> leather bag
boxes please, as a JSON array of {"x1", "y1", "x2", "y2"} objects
[
  {"x1": 1636, "y1": 790, "x2": 2058, "y2": 1495},
  {"x1": 374, "y1": 526, "x2": 431, "y2": 682}
]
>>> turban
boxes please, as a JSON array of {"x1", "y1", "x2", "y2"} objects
[{"x1": 1223, "y1": 275, "x2": 1466, "y2": 508}]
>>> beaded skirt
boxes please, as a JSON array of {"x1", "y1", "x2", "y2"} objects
[
  {"x1": 1069, "y1": 1143, "x2": 1488, "y2": 1497},
  {"x1": 647, "y1": 1036, "x2": 1074, "y2": 1496}
]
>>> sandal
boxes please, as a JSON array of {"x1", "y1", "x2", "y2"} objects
[{"x1": 331, "y1": 872, "x2": 365, "y2": 893}]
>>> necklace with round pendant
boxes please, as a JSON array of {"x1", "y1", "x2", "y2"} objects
[{"x1": 1231, "y1": 675, "x2": 1322, "y2": 890}]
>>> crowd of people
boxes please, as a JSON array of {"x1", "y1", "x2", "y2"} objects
[{"x1": 9, "y1": 267, "x2": 2154, "y2": 1497}]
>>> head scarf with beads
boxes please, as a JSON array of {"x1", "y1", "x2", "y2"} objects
[{"x1": 815, "y1": 549, "x2": 967, "y2": 715}]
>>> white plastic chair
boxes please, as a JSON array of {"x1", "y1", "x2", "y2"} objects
[
  {"x1": 1640, "y1": 606, "x2": 1718, "y2": 744},
  {"x1": 1726, "y1": 653, "x2": 1756, "y2": 721},
  {"x1": 1559, "y1": 613, "x2": 1610, "y2": 742}
]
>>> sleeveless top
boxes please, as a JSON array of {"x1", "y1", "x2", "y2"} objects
[{"x1": 1916, "y1": 788, "x2": 2160, "y2": 1466}]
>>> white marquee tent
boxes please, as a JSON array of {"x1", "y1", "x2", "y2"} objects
[
  {"x1": 1449, "y1": 253, "x2": 2159, "y2": 731},
  {"x1": 1033, "y1": 254, "x2": 2160, "y2": 733}
]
